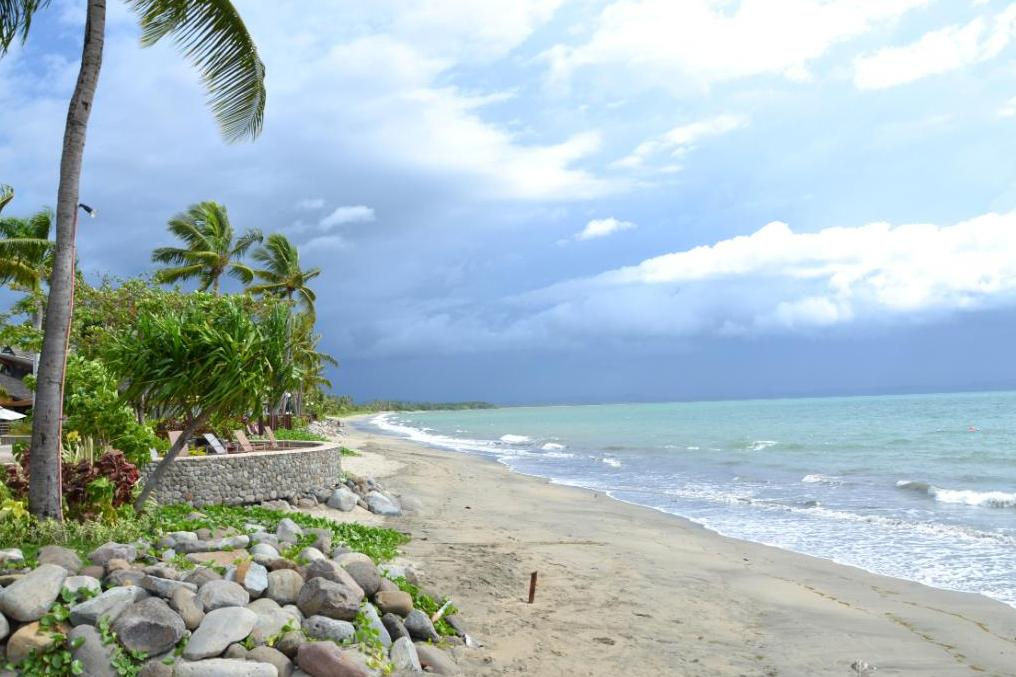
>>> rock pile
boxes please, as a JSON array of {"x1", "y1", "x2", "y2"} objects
[
  {"x1": 0, "y1": 520, "x2": 464, "y2": 676},
  {"x1": 266, "y1": 474, "x2": 411, "y2": 519}
]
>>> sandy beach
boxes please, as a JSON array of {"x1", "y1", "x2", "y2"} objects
[{"x1": 332, "y1": 417, "x2": 1016, "y2": 676}]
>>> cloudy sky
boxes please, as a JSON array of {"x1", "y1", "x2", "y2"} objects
[{"x1": 4, "y1": 0, "x2": 1016, "y2": 404}]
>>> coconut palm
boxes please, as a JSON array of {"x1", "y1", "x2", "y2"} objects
[
  {"x1": 248, "y1": 234, "x2": 321, "y2": 315},
  {"x1": 0, "y1": 208, "x2": 54, "y2": 386},
  {"x1": 1, "y1": 0, "x2": 266, "y2": 518},
  {"x1": 0, "y1": 184, "x2": 12, "y2": 213},
  {"x1": 152, "y1": 201, "x2": 262, "y2": 294}
]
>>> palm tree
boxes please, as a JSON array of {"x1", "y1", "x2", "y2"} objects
[
  {"x1": 248, "y1": 234, "x2": 321, "y2": 315},
  {"x1": 0, "y1": 184, "x2": 13, "y2": 213},
  {"x1": 0, "y1": 207, "x2": 54, "y2": 385},
  {"x1": 152, "y1": 201, "x2": 262, "y2": 294},
  {"x1": 2, "y1": 0, "x2": 266, "y2": 519}
]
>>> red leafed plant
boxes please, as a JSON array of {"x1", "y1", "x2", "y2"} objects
[{"x1": 4, "y1": 449, "x2": 139, "y2": 520}]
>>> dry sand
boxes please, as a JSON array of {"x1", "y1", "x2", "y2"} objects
[{"x1": 333, "y1": 419, "x2": 1016, "y2": 676}]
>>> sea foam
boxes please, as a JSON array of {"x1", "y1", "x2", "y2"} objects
[{"x1": 897, "y1": 480, "x2": 1016, "y2": 509}]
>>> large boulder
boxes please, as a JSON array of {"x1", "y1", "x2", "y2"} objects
[
  {"x1": 38, "y1": 545, "x2": 82, "y2": 574},
  {"x1": 360, "y1": 604, "x2": 391, "y2": 648},
  {"x1": 296, "y1": 642, "x2": 371, "y2": 677},
  {"x1": 374, "y1": 591, "x2": 412, "y2": 617},
  {"x1": 63, "y1": 575, "x2": 102, "y2": 598},
  {"x1": 302, "y1": 615, "x2": 354, "y2": 643},
  {"x1": 389, "y1": 637, "x2": 421, "y2": 673},
  {"x1": 184, "y1": 607, "x2": 258, "y2": 660},
  {"x1": 365, "y1": 492, "x2": 400, "y2": 516},
  {"x1": 69, "y1": 624, "x2": 118, "y2": 677},
  {"x1": 142, "y1": 575, "x2": 198, "y2": 599},
  {"x1": 232, "y1": 561, "x2": 269, "y2": 599},
  {"x1": 415, "y1": 643, "x2": 460, "y2": 675},
  {"x1": 169, "y1": 587, "x2": 205, "y2": 630},
  {"x1": 113, "y1": 597, "x2": 187, "y2": 656},
  {"x1": 264, "y1": 565, "x2": 302, "y2": 601},
  {"x1": 197, "y1": 580, "x2": 250, "y2": 610},
  {"x1": 248, "y1": 598, "x2": 300, "y2": 646},
  {"x1": 0, "y1": 563, "x2": 68, "y2": 621},
  {"x1": 0, "y1": 609, "x2": 8, "y2": 641},
  {"x1": 247, "y1": 646, "x2": 293, "y2": 677},
  {"x1": 276, "y1": 519, "x2": 304, "y2": 545},
  {"x1": 184, "y1": 567, "x2": 222, "y2": 588},
  {"x1": 296, "y1": 577, "x2": 362, "y2": 621},
  {"x1": 381, "y1": 613, "x2": 409, "y2": 642},
  {"x1": 70, "y1": 585, "x2": 148, "y2": 626},
  {"x1": 325, "y1": 487, "x2": 357, "y2": 512},
  {"x1": 338, "y1": 557, "x2": 380, "y2": 598},
  {"x1": 89, "y1": 542, "x2": 137, "y2": 567},
  {"x1": 7, "y1": 620, "x2": 67, "y2": 664},
  {"x1": 303, "y1": 560, "x2": 363, "y2": 598},
  {"x1": 404, "y1": 609, "x2": 440, "y2": 643}
]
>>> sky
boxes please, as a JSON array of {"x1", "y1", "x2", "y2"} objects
[{"x1": 4, "y1": 0, "x2": 1016, "y2": 404}]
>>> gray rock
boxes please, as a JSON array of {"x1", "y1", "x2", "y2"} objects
[
  {"x1": 0, "y1": 548, "x2": 24, "y2": 566},
  {"x1": 70, "y1": 585, "x2": 148, "y2": 626},
  {"x1": 89, "y1": 542, "x2": 137, "y2": 567},
  {"x1": 365, "y1": 491, "x2": 401, "y2": 516},
  {"x1": 248, "y1": 646, "x2": 293, "y2": 677},
  {"x1": 330, "y1": 545, "x2": 351, "y2": 560},
  {"x1": 169, "y1": 531, "x2": 199, "y2": 545},
  {"x1": 113, "y1": 597, "x2": 187, "y2": 656},
  {"x1": 325, "y1": 487, "x2": 358, "y2": 512},
  {"x1": 414, "y1": 643, "x2": 459, "y2": 675},
  {"x1": 223, "y1": 643, "x2": 248, "y2": 660},
  {"x1": 302, "y1": 615, "x2": 355, "y2": 643},
  {"x1": 296, "y1": 642, "x2": 372, "y2": 677},
  {"x1": 404, "y1": 609, "x2": 440, "y2": 643},
  {"x1": 248, "y1": 599, "x2": 299, "y2": 646},
  {"x1": 197, "y1": 579, "x2": 250, "y2": 610},
  {"x1": 389, "y1": 637, "x2": 421, "y2": 673},
  {"x1": 184, "y1": 567, "x2": 222, "y2": 587},
  {"x1": 297, "y1": 577, "x2": 363, "y2": 621},
  {"x1": 276, "y1": 519, "x2": 303, "y2": 545},
  {"x1": 360, "y1": 603, "x2": 391, "y2": 647},
  {"x1": 298, "y1": 547, "x2": 326, "y2": 562},
  {"x1": 0, "y1": 609, "x2": 8, "y2": 641},
  {"x1": 106, "y1": 569, "x2": 146, "y2": 587},
  {"x1": 239, "y1": 562, "x2": 269, "y2": 598},
  {"x1": 251, "y1": 544, "x2": 281, "y2": 559},
  {"x1": 62, "y1": 575, "x2": 102, "y2": 598},
  {"x1": 381, "y1": 613, "x2": 409, "y2": 642},
  {"x1": 275, "y1": 630, "x2": 306, "y2": 659},
  {"x1": 175, "y1": 535, "x2": 250, "y2": 554},
  {"x1": 142, "y1": 575, "x2": 198, "y2": 599},
  {"x1": 184, "y1": 606, "x2": 258, "y2": 660},
  {"x1": 0, "y1": 563, "x2": 68, "y2": 621},
  {"x1": 173, "y1": 659, "x2": 278, "y2": 676},
  {"x1": 341, "y1": 560, "x2": 381, "y2": 598},
  {"x1": 304, "y1": 559, "x2": 364, "y2": 597},
  {"x1": 169, "y1": 587, "x2": 205, "y2": 630},
  {"x1": 39, "y1": 545, "x2": 82, "y2": 574},
  {"x1": 282, "y1": 604, "x2": 304, "y2": 622},
  {"x1": 251, "y1": 533, "x2": 280, "y2": 550},
  {"x1": 266, "y1": 569, "x2": 304, "y2": 605},
  {"x1": 69, "y1": 624, "x2": 117, "y2": 677},
  {"x1": 145, "y1": 564, "x2": 182, "y2": 580}
]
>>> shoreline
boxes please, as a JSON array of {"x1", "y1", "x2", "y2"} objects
[{"x1": 338, "y1": 415, "x2": 1016, "y2": 676}]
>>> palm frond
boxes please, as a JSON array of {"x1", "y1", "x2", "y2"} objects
[
  {"x1": 153, "y1": 263, "x2": 205, "y2": 285},
  {"x1": 231, "y1": 227, "x2": 262, "y2": 257},
  {"x1": 128, "y1": 0, "x2": 265, "y2": 142},
  {"x1": 226, "y1": 262, "x2": 254, "y2": 284},
  {"x1": 0, "y1": 0, "x2": 49, "y2": 54},
  {"x1": 0, "y1": 184, "x2": 12, "y2": 213}
]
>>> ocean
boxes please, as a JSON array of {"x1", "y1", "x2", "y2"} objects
[{"x1": 360, "y1": 392, "x2": 1016, "y2": 608}]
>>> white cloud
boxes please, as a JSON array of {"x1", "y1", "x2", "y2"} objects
[
  {"x1": 575, "y1": 217, "x2": 636, "y2": 240},
  {"x1": 854, "y1": 5, "x2": 1016, "y2": 89},
  {"x1": 319, "y1": 205, "x2": 376, "y2": 228},
  {"x1": 998, "y1": 96, "x2": 1016, "y2": 118},
  {"x1": 615, "y1": 114, "x2": 746, "y2": 169},
  {"x1": 544, "y1": 0, "x2": 928, "y2": 89},
  {"x1": 297, "y1": 198, "x2": 326, "y2": 210}
]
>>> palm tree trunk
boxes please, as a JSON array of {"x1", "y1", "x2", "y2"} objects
[
  {"x1": 134, "y1": 412, "x2": 206, "y2": 512},
  {"x1": 29, "y1": 0, "x2": 106, "y2": 520},
  {"x1": 30, "y1": 306, "x2": 41, "y2": 406}
]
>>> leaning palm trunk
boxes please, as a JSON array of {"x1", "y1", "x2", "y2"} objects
[
  {"x1": 29, "y1": 0, "x2": 106, "y2": 520},
  {"x1": 134, "y1": 412, "x2": 207, "y2": 512}
]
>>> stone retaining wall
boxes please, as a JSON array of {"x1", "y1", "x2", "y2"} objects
[{"x1": 140, "y1": 442, "x2": 342, "y2": 507}]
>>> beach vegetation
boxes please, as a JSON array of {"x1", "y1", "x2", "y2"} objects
[
  {"x1": 386, "y1": 575, "x2": 459, "y2": 636},
  {"x1": 151, "y1": 200, "x2": 262, "y2": 294},
  {"x1": 1, "y1": 0, "x2": 266, "y2": 519}
]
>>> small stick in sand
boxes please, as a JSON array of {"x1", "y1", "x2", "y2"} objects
[
  {"x1": 431, "y1": 600, "x2": 453, "y2": 624},
  {"x1": 528, "y1": 571, "x2": 538, "y2": 603}
]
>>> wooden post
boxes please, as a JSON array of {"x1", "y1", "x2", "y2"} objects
[{"x1": 528, "y1": 571, "x2": 538, "y2": 603}]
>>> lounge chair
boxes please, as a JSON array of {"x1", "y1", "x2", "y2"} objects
[
  {"x1": 264, "y1": 426, "x2": 292, "y2": 450},
  {"x1": 203, "y1": 433, "x2": 229, "y2": 455},
  {"x1": 167, "y1": 430, "x2": 183, "y2": 446},
  {"x1": 233, "y1": 429, "x2": 269, "y2": 453}
]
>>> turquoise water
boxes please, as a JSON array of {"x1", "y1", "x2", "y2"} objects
[{"x1": 362, "y1": 392, "x2": 1016, "y2": 607}]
